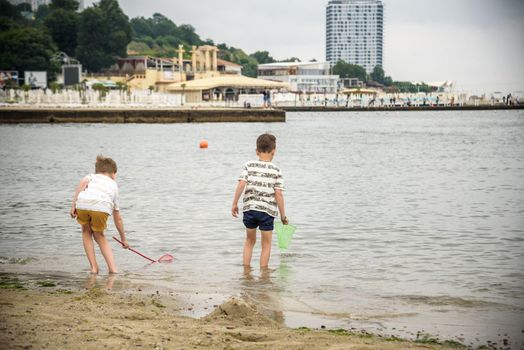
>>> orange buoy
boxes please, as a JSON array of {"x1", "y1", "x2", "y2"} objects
[{"x1": 199, "y1": 140, "x2": 208, "y2": 149}]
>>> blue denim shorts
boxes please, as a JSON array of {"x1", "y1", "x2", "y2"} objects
[{"x1": 243, "y1": 210, "x2": 275, "y2": 231}]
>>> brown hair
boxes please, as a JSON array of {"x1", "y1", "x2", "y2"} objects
[
  {"x1": 256, "y1": 133, "x2": 276, "y2": 153},
  {"x1": 95, "y1": 155, "x2": 117, "y2": 174}
]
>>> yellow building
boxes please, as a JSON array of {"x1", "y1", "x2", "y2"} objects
[{"x1": 87, "y1": 45, "x2": 245, "y2": 93}]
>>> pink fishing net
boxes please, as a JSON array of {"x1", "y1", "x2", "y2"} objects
[{"x1": 157, "y1": 254, "x2": 174, "y2": 263}]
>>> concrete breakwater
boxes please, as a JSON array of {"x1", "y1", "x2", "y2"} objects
[
  {"x1": 280, "y1": 105, "x2": 523, "y2": 112},
  {"x1": 0, "y1": 108, "x2": 286, "y2": 123}
]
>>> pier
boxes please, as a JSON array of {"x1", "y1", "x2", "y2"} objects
[
  {"x1": 0, "y1": 107, "x2": 286, "y2": 123},
  {"x1": 280, "y1": 105, "x2": 524, "y2": 112}
]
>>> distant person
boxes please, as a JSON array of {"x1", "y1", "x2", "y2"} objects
[
  {"x1": 231, "y1": 133, "x2": 288, "y2": 269},
  {"x1": 70, "y1": 155, "x2": 129, "y2": 274},
  {"x1": 436, "y1": 96, "x2": 440, "y2": 106}
]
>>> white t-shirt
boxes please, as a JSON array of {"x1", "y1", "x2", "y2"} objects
[
  {"x1": 76, "y1": 174, "x2": 120, "y2": 215},
  {"x1": 239, "y1": 160, "x2": 284, "y2": 217}
]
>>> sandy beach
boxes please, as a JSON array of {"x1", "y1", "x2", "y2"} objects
[{"x1": 0, "y1": 275, "x2": 464, "y2": 350}]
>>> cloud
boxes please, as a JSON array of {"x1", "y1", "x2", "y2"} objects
[{"x1": 385, "y1": 17, "x2": 524, "y2": 93}]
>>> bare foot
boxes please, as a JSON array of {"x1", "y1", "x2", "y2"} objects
[
  {"x1": 106, "y1": 274, "x2": 116, "y2": 290},
  {"x1": 84, "y1": 274, "x2": 97, "y2": 289}
]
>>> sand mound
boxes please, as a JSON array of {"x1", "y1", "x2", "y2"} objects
[{"x1": 205, "y1": 297, "x2": 277, "y2": 327}]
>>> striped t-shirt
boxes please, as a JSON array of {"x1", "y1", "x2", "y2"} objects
[
  {"x1": 239, "y1": 160, "x2": 284, "y2": 217},
  {"x1": 76, "y1": 174, "x2": 120, "y2": 215}
]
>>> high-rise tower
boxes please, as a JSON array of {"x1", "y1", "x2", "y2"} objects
[{"x1": 326, "y1": 0, "x2": 383, "y2": 73}]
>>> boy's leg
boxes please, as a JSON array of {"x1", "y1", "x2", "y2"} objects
[
  {"x1": 81, "y1": 224, "x2": 99, "y2": 274},
  {"x1": 243, "y1": 228, "x2": 257, "y2": 267},
  {"x1": 260, "y1": 230, "x2": 273, "y2": 268},
  {"x1": 93, "y1": 231, "x2": 118, "y2": 273}
]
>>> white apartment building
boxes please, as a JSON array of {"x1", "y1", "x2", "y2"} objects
[
  {"x1": 326, "y1": 0, "x2": 384, "y2": 73},
  {"x1": 257, "y1": 62, "x2": 339, "y2": 93}
]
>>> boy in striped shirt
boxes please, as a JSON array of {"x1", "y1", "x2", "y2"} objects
[
  {"x1": 232, "y1": 133, "x2": 288, "y2": 268},
  {"x1": 70, "y1": 155, "x2": 129, "y2": 274}
]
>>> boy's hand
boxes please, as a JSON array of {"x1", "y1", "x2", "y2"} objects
[
  {"x1": 120, "y1": 239, "x2": 130, "y2": 249},
  {"x1": 282, "y1": 216, "x2": 289, "y2": 225},
  {"x1": 232, "y1": 203, "x2": 239, "y2": 217},
  {"x1": 69, "y1": 205, "x2": 77, "y2": 218}
]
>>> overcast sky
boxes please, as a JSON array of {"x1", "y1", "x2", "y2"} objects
[{"x1": 88, "y1": 0, "x2": 524, "y2": 94}]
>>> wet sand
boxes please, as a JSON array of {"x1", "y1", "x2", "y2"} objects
[{"x1": 0, "y1": 277, "x2": 463, "y2": 350}]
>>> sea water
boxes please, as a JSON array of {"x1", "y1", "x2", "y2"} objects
[{"x1": 1, "y1": 110, "x2": 523, "y2": 348}]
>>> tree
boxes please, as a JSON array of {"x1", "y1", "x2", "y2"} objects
[
  {"x1": 49, "y1": 0, "x2": 79, "y2": 11},
  {"x1": 44, "y1": 8, "x2": 78, "y2": 56},
  {"x1": 0, "y1": 22, "x2": 59, "y2": 82},
  {"x1": 332, "y1": 60, "x2": 367, "y2": 82},
  {"x1": 149, "y1": 13, "x2": 176, "y2": 37},
  {"x1": 250, "y1": 51, "x2": 275, "y2": 64},
  {"x1": 76, "y1": 6, "x2": 112, "y2": 71},
  {"x1": 99, "y1": 0, "x2": 132, "y2": 58},
  {"x1": 370, "y1": 65, "x2": 385, "y2": 84},
  {"x1": 130, "y1": 17, "x2": 153, "y2": 37},
  {"x1": 76, "y1": 0, "x2": 131, "y2": 72},
  {"x1": 0, "y1": 0, "x2": 24, "y2": 21},
  {"x1": 177, "y1": 24, "x2": 202, "y2": 45},
  {"x1": 34, "y1": 4, "x2": 52, "y2": 22},
  {"x1": 390, "y1": 81, "x2": 432, "y2": 93},
  {"x1": 280, "y1": 57, "x2": 301, "y2": 63}
]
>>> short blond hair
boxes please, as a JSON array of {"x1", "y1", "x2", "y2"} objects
[{"x1": 95, "y1": 155, "x2": 117, "y2": 174}]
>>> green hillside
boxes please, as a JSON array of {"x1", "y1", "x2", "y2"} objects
[{"x1": 128, "y1": 13, "x2": 285, "y2": 77}]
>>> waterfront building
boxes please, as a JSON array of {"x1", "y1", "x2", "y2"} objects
[
  {"x1": 257, "y1": 61, "x2": 339, "y2": 93},
  {"x1": 326, "y1": 0, "x2": 384, "y2": 73},
  {"x1": 167, "y1": 75, "x2": 288, "y2": 103},
  {"x1": 87, "y1": 45, "x2": 248, "y2": 93}
]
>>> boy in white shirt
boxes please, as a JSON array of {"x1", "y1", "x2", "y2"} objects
[
  {"x1": 232, "y1": 133, "x2": 288, "y2": 268},
  {"x1": 70, "y1": 155, "x2": 129, "y2": 274}
]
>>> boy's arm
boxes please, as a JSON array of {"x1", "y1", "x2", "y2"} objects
[
  {"x1": 232, "y1": 180, "x2": 247, "y2": 217},
  {"x1": 275, "y1": 189, "x2": 288, "y2": 224},
  {"x1": 70, "y1": 175, "x2": 91, "y2": 218},
  {"x1": 113, "y1": 210, "x2": 129, "y2": 249}
]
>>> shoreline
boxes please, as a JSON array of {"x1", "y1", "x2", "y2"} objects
[{"x1": 0, "y1": 273, "x2": 464, "y2": 350}]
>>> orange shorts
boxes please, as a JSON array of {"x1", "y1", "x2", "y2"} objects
[{"x1": 76, "y1": 209, "x2": 109, "y2": 232}]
